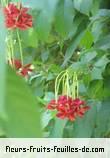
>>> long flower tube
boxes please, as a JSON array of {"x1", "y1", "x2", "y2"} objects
[{"x1": 47, "y1": 70, "x2": 90, "y2": 121}]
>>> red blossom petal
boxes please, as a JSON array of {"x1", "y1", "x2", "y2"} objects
[
  {"x1": 47, "y1": 95, "x2": 90, "y2": 121},
  {"x1": 68, "y1": 114, "x2": 76, "y2": 121},
  {"x1": 73, "y1": 98, "x2": 85, "y2": 106},
  {"x1": 47, "y1": 100, "x2": 57, "y2": 110},
  {"x1": 56, "y1": 112, "x2": 66, "y2": 119},
  {"x1": 8, "y1": 59, "x2": 22, "y2": 69},
  {"x1": 4, "y1": 3, "x2": 33, "y2": 30}
]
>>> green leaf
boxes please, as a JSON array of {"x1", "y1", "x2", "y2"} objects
[
  {"x1": 36, "y1": 11, "x2": 52, "y2": 41},
  {"x1": 54, "y1": 0, "x2": 66, "y2": 37},
  {"x1": 93, "y1": 100, "x2": 110, "y2": 137},
  {"x1": 64, "y1": 0, "x2": 75, "y2": 38},
  {"x1": 73, "y1": 0, "x2": 93, "y2": 15},
  {"x1": 62, "y1": 31, "x2": 85, "y2": 66},
  {"x1": 4, "y1": 67, "x2": 42, "y2": 138},
  {"x1": 92, "y1": 21, "x2": 104, "y2": 42},
  {"x1": 95, "y1": 34, "x2": 110, "y2": 50},
  {"x1": 81, "y1": 51, "x2": 97, "y2": 63},
  {"x1": 49, "y1": 118, "x2": 67, "y2": 138},
  {"x1": 91, "y1": 67, "x2": 103, "y2": 80},
  {"x1": 103, "y1": 79, "x2": 110, "y2": 99},
  {"x1": 80, "y1": 30, "x2": 94, "y2": 49},
  {"x1": 91, "y1": 9, "x2": 110, "y2": 21},
  {"x1": 55, "y1": 0, "x2": 75, "y2": 38},
  {"x1": 62, "y1": 14, "x2": 89, "y2": 66},
  {"x1": 94, "y1": 55, "x2": 109, "y2": 68},
  {"x1": 36, "y1": 0, "x2": 58, "y2": 41},
  {"x1": 88, "y1": 80, "x2": 104, "y2": 99},
  {"x1": 41, "y1": 51, "x2": 49, "y2": 62},
  {"x1": 91, "y1": 0, "x2": 100, "y2": 15},
  {"x1": 44, "y1": 92, "x2": 55, "y2": 102},
  {"x1": 91, "y1": 55, "x2": 109, "y2": 80},
  {"x1": 31, "y1": 76, "x2": 44, "y2": 97},
  {"x1": 22, "y1": 28, "x2": 38, "y2": 48},
  {"x1": 42, "y1": 111, "x2": 52, "y2": 128}
]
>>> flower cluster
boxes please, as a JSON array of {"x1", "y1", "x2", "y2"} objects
[
  {"x1": 3, "y1": 2, "x2": 34, "y2": 78},
  {"x1": 47, "y1": 95, "x2": 90, "y2": 121},
  {"x1": 9, "y1": 59, "x2": 34, "y2": 78},
  {"x1": 4, "y1": 3, "x2": 33, "y2": 30}
]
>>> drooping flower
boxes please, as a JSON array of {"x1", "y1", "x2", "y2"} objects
[
  {"x1": 4, "y1": 3, "x2": 33, "y2": 30},
  {"x1": 47, "y1": 95, "x2": 90, "y2": 121},
  {"x1": 72, "y1": 98, "x2": 85, "y2": 106},
  {"x1": 19, "y1": 64, "x2": 34, "y2": 77},
  {"x1": 47, "y1": 99, "x2": 57, "y2": 110},
  {"x1": 8, "y1": 59, "x2": 34, "y2": 77},
  {"x1": 8, "y1": 58, "x2": 22, "y2": 69}
]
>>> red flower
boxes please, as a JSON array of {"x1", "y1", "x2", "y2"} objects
[
  {"x1": 72, "y1": 98, "x2": 85, "y2": 106},
  {"x1": 47, "y1": 100, "x2": 57, "y2": 110},
  {"x1": 8, "y1": 59, "x2": 34, "y2": 77},
  {"x1": 47, "y1": 95, "x2": 90, "y2": 121},
  {"x1": 19, "y1": 64, "x2": 33, "y2": 77},
  {"x1": 4, "y1": 3, "x2": 33, "y2": 30},
  {"x1": 8, "y1": 58, "x2": 22, "y2": 69}
]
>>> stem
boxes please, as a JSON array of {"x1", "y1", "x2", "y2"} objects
[
  {"x1": 7, "y1": 40, "x2": 12, "y2": 66},
  {"x1": 74, "y1": 72, "x2": 79, "y2": 98},
  {"x1": 76, "y1": 74, "x2": 79, "y2": 98},
  {"x1": 16, "y1": 29, "x2": 23, "y2": 65},
  {"x1": 72, "y1": 73, "x2": 76, "y2": 99},
  {"x1": 55, "y1": 71, "x2": 66, "y2": 102},
  {"x1": 6, "y1": 0, "x2": 8, "y2": 5},
  {"x1": 62, "y1": 73, "x2": 66, "y2": 95},
  {"x1": 10, "y1": 30, "x2": 15, "y2": 68},
  {"x1": 0, "y1": 0, "x2": 4, "y2": 6},
  {"x1": 2, "y1": 0, "x2": 7, "y2": 6},
  {"x1": 6, "y1": 30, "x2": 14, "y2": 68},
  {"x1": 66, "y1": 71, "x2": 70, "y2": 98},
  {"x1": 76, "y1": 81, "x2": 79, "y2": 98},
  {"x1": 55, "y1": 70, "x2": 79, "y2": 102}
]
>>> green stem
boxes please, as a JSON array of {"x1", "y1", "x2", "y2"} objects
[
  {"x1": 16, "y1": 29, "x2": 23, "y2": 65},
  {"x1": 1, "y1": 0, "x2": 4, "y2": 6},
  {"x1": 55, "y1": 72, "x2": 66, "y2": 102},
  {"x1": 77, "y1": 81, "x2": 79, "y2": 98},
  {"x1": 74, "y1": 72, "x2": 79, "y2": 98},
  {"x1": 66, "y1": 71, "x2": 70, "y2": 98},
  {"x1": 6, "y1": 31, "x2": 14, "y2": 68},
  {"x1": 6, "y1": 0, "x2": 8, "y2": 5},
  {"x1": 62, "y1": 73, "x2": 67, "y2": 95},
  {"x1": 7, "y1": 40, "x2": 12, "y2": 66},
  {"x1": 72, "y1": 73, "x2": 76, "y2": 99},
  {"x1": 10, "y1": 30, "x2": 15, "y2": 68},
  {"x1": 55, "y1": 70, "x2": 79, "y2": 102},
  {"x1": 76, "y1": 74, "x2": 79, "y2": 98},
  {"x1": 2, "y1": 0, "x2": 7, "y2": 6}
]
